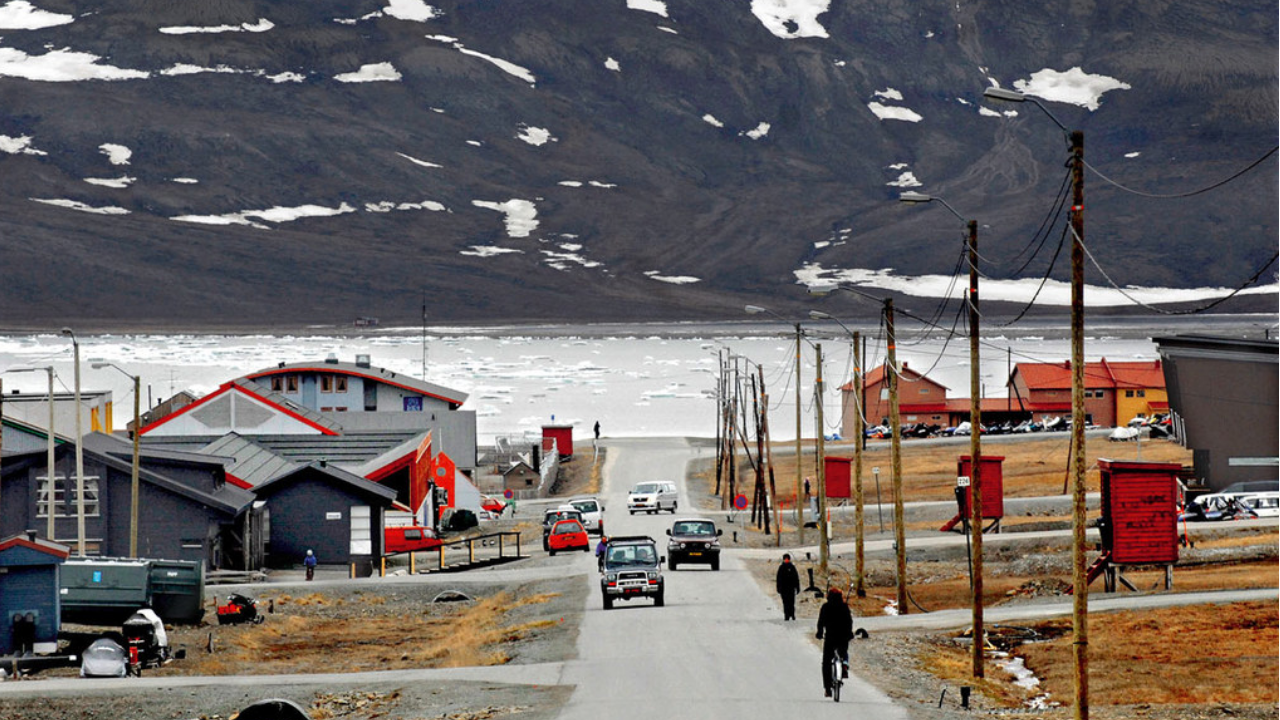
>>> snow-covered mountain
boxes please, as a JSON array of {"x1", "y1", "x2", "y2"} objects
[{"x1": 1, "y1": 0, "x2": 1275, "y2": 328}]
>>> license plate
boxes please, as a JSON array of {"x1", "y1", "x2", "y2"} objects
[{"x1": 688, "y1": 552, "x2": 702, "y2": 557}]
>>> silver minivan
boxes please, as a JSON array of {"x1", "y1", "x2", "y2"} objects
[{"x1": 628, "y1": 481, "x2": 678, "y2": 514}]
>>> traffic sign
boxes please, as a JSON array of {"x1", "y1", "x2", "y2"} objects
[{"x1": 733, "y1": 494, "x2": 748, "y2": 510}]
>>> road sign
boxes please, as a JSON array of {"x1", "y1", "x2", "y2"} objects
[
  {"x1": 733, "y1": 494, "x2": 748, "y2": 510},
  {"x1": 503, "y1": 489, "x2": 514, "y2": 499}
]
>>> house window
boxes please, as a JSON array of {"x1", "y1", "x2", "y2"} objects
[
  {"x1": 321, "y1": 376, "x2": 333, "y2": 393},
  {"x1": 526, "y1": 478, "x2": 533, "y2": 486},
  {"x1": 880, "y1": 389, "x2": 889, "y2": 400},
  {"x1": 335, "y1": 377, "x2": 348, "y2": 393},
  {"x1": 1136, "y1": 389, "x2": 1145, "y2": 397},
  {"x1": 76, "y1": 477, "x2": 101, "y2": 517},
  {"x1": 321, "y1": 407, "x2": 333, "y2": 412},
  {"x1": 1096, "y1": 390, "x2": 1104, "y2": 397},
  {"x1": 36, "y1": 476, "x2": 65, "y2": 518},
  {"x1": 335, "y1": 407, "x2": 347, "y2": 412},
  {"x1": 271, "y1": 377, "x2": 284, "y2": 392},
  {"x1": 919, "y1": 388, "x2": 930, "y2": 395},
  {"x1": 1125, "y1": 390, "x2": 1134, "y2": 398},
  {"x1": 286, "y1": 376, "x2": 299, "y2": 393}
]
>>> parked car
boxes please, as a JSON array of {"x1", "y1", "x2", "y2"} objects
[
  {"x1": 385, "y1": 525, "x2": 441, "y2": 554},
  {"x1": 548, "y1": 519, "x2": 591, "y2": 555},
  {"x1": 80, "y1": 637, "x2": 128, "y2": 678},
  {"x1": 569, "y1": 497, "x2": 606, "y2": 534},
  {"x1": 628, "y1": 481, "x2": 678, "y2": 514},
  {"x1": 599, "y1": 535, "x2": 664, "y2": 610},
  {"x1": 481, "y1": 495, "x2": 508, "y2": 515},
  {"x1": 1236, "y1": 493, "x2": 1280, "y2": 518},
  {"x1": 665, "y1": 518, "x2": 722, "y2": 571}
]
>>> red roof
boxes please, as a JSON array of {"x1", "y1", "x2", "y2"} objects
[
  {"x1": 855, "y1": 363, "x2": 949, "y2": 392},
  {"x1": 1014, "y1": 359, "x2": 1165, "y2": 391}
]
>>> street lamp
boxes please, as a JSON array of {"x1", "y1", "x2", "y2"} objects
[
  {"x1": 744, "y1": 305, "x2": 808, "y2": 546},
  {"x1": 60, "y1": 327, "x2": 86, "y2": 556},
  {"x1": 808, "y1": 310, "x2": 867, "y2": 599},
  {"x1": 986, "y1": 84, "x2": 1089, "y2": 719},
  {"x1": 9, "y1": 367, "x2": 57, "y2": 542},
  {"x1": 810, "y1": 286, "x2": 908, "y2": 613},
  {"x1": 92, "y1": 361, "x2": 141, "y2": 558},
  {"x1": 900, "y1": 191, "x2": 986, "y2": 678}
]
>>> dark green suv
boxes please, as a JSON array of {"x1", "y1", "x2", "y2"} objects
[
  {"x1": 599, "y1": 536, "x2": 664, "y2": 610},
  {"x1": 665, "y1": 518, "x2": 722, "y2": 570}
]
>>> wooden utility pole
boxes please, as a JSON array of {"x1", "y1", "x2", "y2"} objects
[
  {"x1": 886, "y1": 299, "x2": 907, "y2": 614},
  {"x1": 814, "y1": 343, "x2": 829, "y2": 578},
  {"x1": 1069, "y1": 129, "x2": 1089, "y2": 720},
  {"x1": 714, "y1": 351, "x2": 725, "y2": 498},
  {"x1": 760, "y1": 366, "x2": 781, "y2": 545},
  {"x1": 853, "y1": 332, "x2": 866, "y2": 597},
  {"x1": 793, "y1": 324, "x2": 805, "y2": 545},
  {"x1": 967, "y1": 218, "x2": 985, "y2": 678}
]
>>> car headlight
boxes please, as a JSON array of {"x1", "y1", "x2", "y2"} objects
[
  {"x1": 605, "y1": 573, "x2": 617, "y2": 582},
  {"x1": 647, "y1": 571, "x2": 658, "y2": 580}
]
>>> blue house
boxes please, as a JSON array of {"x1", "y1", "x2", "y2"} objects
[{"x1": 0, "y1": 531, "x2": 70, "y2": 655}]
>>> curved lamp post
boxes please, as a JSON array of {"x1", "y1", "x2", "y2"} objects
[
  {"x1": 986, "y1": 84, "x2": 1089, "y2": 719},
  {"x1": 900, "y1": 191, "x2": 986, "y2": 678},
  {"x1": 60, "y1": 328, "x2": 86, "y2": 556},
  {"x1": 92, "y1": 362, "x2": 141, "y2": 558}
]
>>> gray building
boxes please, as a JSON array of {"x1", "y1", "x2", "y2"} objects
[{"x1": 1155, "y1": 334, "x2": 1279, "y2": 490}]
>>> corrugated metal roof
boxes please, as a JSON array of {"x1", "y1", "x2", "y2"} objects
[
  {"x1": 244, "y1": 360, "x2": 468, "y2": 407},
  {"x1": 200, "y1": 433, "x2": 297, "y2": 488}
]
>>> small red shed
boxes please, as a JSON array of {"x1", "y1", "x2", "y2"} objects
[
  {"x1": 1099, "y1": 459, "x2": 1180, "y2": 564},
  {"x1": 823, "y1": 456, "x2": 852, "y2": 499},
  {"x1": 541, "y1": 424, "x2": 574, "y2": 459},
  {"x1": 957, "y1": 455, "x2": 1005, "y2": 519}
]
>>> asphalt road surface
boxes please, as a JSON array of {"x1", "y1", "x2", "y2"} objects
[{"x1": 555, "y1": 437, "x2": 908, "y2": 719}]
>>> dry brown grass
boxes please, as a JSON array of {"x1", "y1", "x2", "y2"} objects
[
  {"x1": 1016, "y1": 602, "x2": 1279, "y2": 705},
  {"x1": 703, "y1": 436, "x2": 1193, "y2": 507},
  {"x1": 920, "y1": 641, "x2": 1030, "y2": 707},
  {"x1": 169, "y1": 591, "x2": 560, "y2": 676},
  {"x1": 1190, "y1": 530, "x2": 1279, "y2": 550}
]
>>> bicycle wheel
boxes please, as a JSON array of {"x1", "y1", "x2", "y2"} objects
[{"x1": 830, "y1": 655, "x2": 842, "y2": 702}]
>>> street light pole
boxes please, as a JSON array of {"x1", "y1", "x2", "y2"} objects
[
  {"x1": 885, "y1": 298, "x2": 907, "y2": 614},
  {"x1": 61, "y1": 328, "x2": 85, "y2": 556},
  {"x1": 984, "y1": 86, "x2": 1088, "y2": 719},
  {"x1": 10, "y1": 367, "x2": 57, "y2": 541},
  {"x1": 94, "y1": 362, "x2": 143, "y2": 557},
  {"x1": 744, "y1": 305, "x2": 806, "y2": 543},
  {"x1": 814, "y1": 343, "x2": 828, "y2": 578},
  {"x1": 900, "y1": 192, "x2": 985, "y2": 675}
]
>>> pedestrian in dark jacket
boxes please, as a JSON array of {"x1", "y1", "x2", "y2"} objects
[
  {"x1": 775, "y1": 553, "x2": 801, "y2": 620},
  {"x1": 816, "y1": 588, "x2": 853, "y2": 695}
]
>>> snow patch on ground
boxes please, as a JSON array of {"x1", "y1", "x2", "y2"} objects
[
  {"x1": 751, "y1": 0, "x2": 830, "y2": 39},
  {"x1": 335, "y1": 62, "x2": 401, "y2": 82},
  {"x1": 604, "y1": 57, "x2": 621, "y2": 72},
  {"x1": 31, "y1": 198, "x2": 129, "y2": 214},
  {"x1": 626, "y1": 0, "x2": 668, "y2": 17},
  {"x1": 473, "y1": 199, "x2": 538, "y2": 238},
  {"x1": 741, "y1": 122, "x2": 770, "y2": 139},
  {"x1": 85, "y1": 176, "x2": 135, "y2": 188},
  {"x1": 160, "y1": 19, "x2": 273, "y2": 34},
  {"x1": 384, "y1": 0, "x2": 440, "y2": 22},
  {"x1": 542, "y1": 246, "x2": 602, "y2": 271},
  {"x1": 171, "y1": 178, "x2": 199, "y2": 184},
  {"x1": 644, "y1": 271, "x2": 700, "y2": 284},
  {"x1": 886, "y1": 172, "x2": 921, "y2": 188},
  {"x1": 161, "y1": 64, "x2": 244, "y2": 76},
  {"x1": 1125, "y1": 151, "x2": 1141, "y2": 158},
  {"x1": 397, "y1": 152, "x2": 442, "y2": 168},
  {"x1": 0, "y1": 47, "x2": 148, "y2": 81},
  {"x1": 99, "y1": 143, "x2": 131, "y2": 165},
  {"x1": 702, "y1": 114, "x2": 724, "y2": 128},
  {"x1": 516, "y1": 125, "x2": 556, "y2": 146},
  {"x1": 868, "y1": 102, "x2": 922, "y2": 122},
  {"x1": 172, "y1": 203, "x2": 356, "y2": 229},
  {"x1": 0, "y1": 134, "x2": 46, "y2": 155},
  {"x1": 873, "y1": 88, "x2": 903, "y2": 101},
  {"x1": 427, "y1": 35, "x2": 536, "y2": 86},
  {"x1": 460, "y1": 245, "x2": 522, "y2": 258},
  {"x1": 0, "y1": 0, "x2": 72, "y2": 29},
  {"x1": 266, "y1": 71, "x2": 305, "y2": 83},
  {"x1": 1013, "y1": 67, "x2": 1131, "y2": 111},
  {"x1": 364, "y1": 200, "x2": 446, "y2": 213}
]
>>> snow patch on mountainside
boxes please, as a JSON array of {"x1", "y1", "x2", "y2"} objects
[
  {"x1": 473, "y1": 199, "x2": 539, "y2": 237},
  {"x1": 1013, "y1": 67, "x2": 1131, "y2": 111},
  {"x1": 0, "y1": 0, "x2": 72, "y2": 29},
  {"x1": 751, "y1": 0, "x2": 830, "y2": 39}
]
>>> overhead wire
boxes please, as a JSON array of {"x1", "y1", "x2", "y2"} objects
[{"x1": 1085, "y1": 146, "x2": 1278, "y2": 199}]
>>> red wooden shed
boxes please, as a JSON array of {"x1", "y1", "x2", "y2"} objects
[
  {"x1": 957, "y1": 455, "x2": 1005, "y2": 519},
  {"x1": 541, "y1": 424, "x2": 574, "y2": 459},
  {"x1": 823, "y1": 456, "x2": 852, "y2": 499},
  {"x1": 1099, "y1": 459, "x2": 1180, "y2": 564}
]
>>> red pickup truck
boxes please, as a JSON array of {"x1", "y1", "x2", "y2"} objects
[{"x1": 385, "y1": 526, "x2": 442, "y2": 554}]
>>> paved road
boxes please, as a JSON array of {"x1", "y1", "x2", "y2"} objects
[{"x1": 555, "y1": 437, "x2": 908, "y2": 719}]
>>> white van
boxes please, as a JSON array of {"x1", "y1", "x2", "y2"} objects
[
  {"x1": 628, "y1": 481, "x2": 678, "y2": 514},
  {"x1": 1236, "y1": 492, "x2": 1280, "y2": 518},
  {"x1": 569, "y1": 497, "x2": 606, "y2": 534}
]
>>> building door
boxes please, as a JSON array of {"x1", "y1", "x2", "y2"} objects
[
  {"x1": 363, "y1": 383, "x2": 377, "y2": 411},
  {"x1": 350, "y1": 506, "x2": 372, "y2": 555}
]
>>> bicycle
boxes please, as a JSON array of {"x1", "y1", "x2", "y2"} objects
[{"x1": 828, "y1": 650, "x2": 844, "y2": 702}]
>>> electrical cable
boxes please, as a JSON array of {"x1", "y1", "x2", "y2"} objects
[{"x1": 1084, "y1": 145, "x2": 1278, "y2": 199}]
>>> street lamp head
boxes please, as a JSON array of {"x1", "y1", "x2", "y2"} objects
[
  {"x1": 806, "y1": 283, "x2": 837, "y2": 296},
  {"x1": 743, "y1": 305, "x2": 767, "y2": 315},
  {"x1": 983, "y1": 87, "x2": 1026, "y2": 102},
  {"x1": 60, "y1": 327, "x2": 76, "y2": 341},
  {"x1": 808, "y1": 310, "x2": 833, "y2": 320},
  {"x1": 90, "y1": 362, "x2": 109, "y2": 370},
  {"x1": 898, "y1": 191, "x2": 933, "y2": 204}
]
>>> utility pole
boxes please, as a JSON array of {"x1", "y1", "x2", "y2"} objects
[
  {"x1": 886, "y1": 299, "x2": 907, "y2": 614},
  {"x1": 760, "y1": 366, "x2": 781, "y2": 546},
  {"x1": 814, "y1": 343, "x2": 829, "y2": 578},
  {"x1": 967, "y1": 218, "x2": 985, "y2": 677},
  {"x1": 794, "y1": 323, "x2": 804, "y2": 544},
  {"x1": 1069, "y1": 129, "x2": 1089, "y2": 720},
  {"x1": 129, "y1": 373, "x2": 141, "y2": 557},
  {"x1": 853, "y1": 331, "x2": 866, "y2": 597}
]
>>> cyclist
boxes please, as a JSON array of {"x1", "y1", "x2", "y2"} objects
[{"x1": 815, "y1": 587, "x2": 852, "y2": 697}]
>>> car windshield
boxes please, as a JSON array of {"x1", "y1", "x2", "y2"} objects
[
  {"x1": 607, "y1": 545, "x2": 656, "y2": 566},
  {"x1": 674, "y1": 521, "x2": 714, "y2": 536},
  {"x1": 572, "y1": 501, "x2": 597, "y2": 512},
  {"x1": 632, "y1": 484, "x2": 660, "y2": 494},
  {"x1": 554, "y1": 521, "x2": 583, "y2": 534}
]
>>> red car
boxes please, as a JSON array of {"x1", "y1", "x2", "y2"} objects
[
  {"x1": 547, "y1": 519, "x2": 590, "y2": 555},
  {"x1": 481, "y1": 495, "x2": 507, "y2": 515}
]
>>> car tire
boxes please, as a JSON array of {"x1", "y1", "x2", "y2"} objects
[
  {"x1": 603, "y1": 596, "x2": 613, "y2": 610},
  {"x1": 549, "y1": 549, "x2": 556, "y2": 556},
  {"x1": 654, "y1": 591, "x2": 665, "y2": 607},
  {"x1": 670, "y1": 501, "x2": 678, "y2": 514},
  {"x1": 668, "y1": 558, "x2": 676, "y2": 571},
  {"x1": 629, "y1": 510, "x2": 635, "y2": 515},
  {"x1": 711, "y1": 557, "x2": 720, "y2": 571}
]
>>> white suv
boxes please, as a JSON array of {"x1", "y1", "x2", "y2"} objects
[
  {"x1": 628, "y1": 481, "x2": 678, "y2": 514},
  {"x1": 570, "y1": 497, "x2": 606, "y2": 535}
]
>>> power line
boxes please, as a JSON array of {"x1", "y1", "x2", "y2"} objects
[{"x1": 1085, "y1": 146, "x2": 1278, "y2": 199}]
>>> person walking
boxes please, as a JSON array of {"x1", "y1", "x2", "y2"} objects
[
  {"x1": 775, "y1": 553, "x2": 801, "y2": 620},
  {"x1": 593, "y1": 421, "x2": 601, "y2": 440},
  {"x1": 816, "y1": 588, "x2": 853, "y2": 697},
  {"x1": 303, "y1": 549, "x2": 317, "y2": 581}
]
